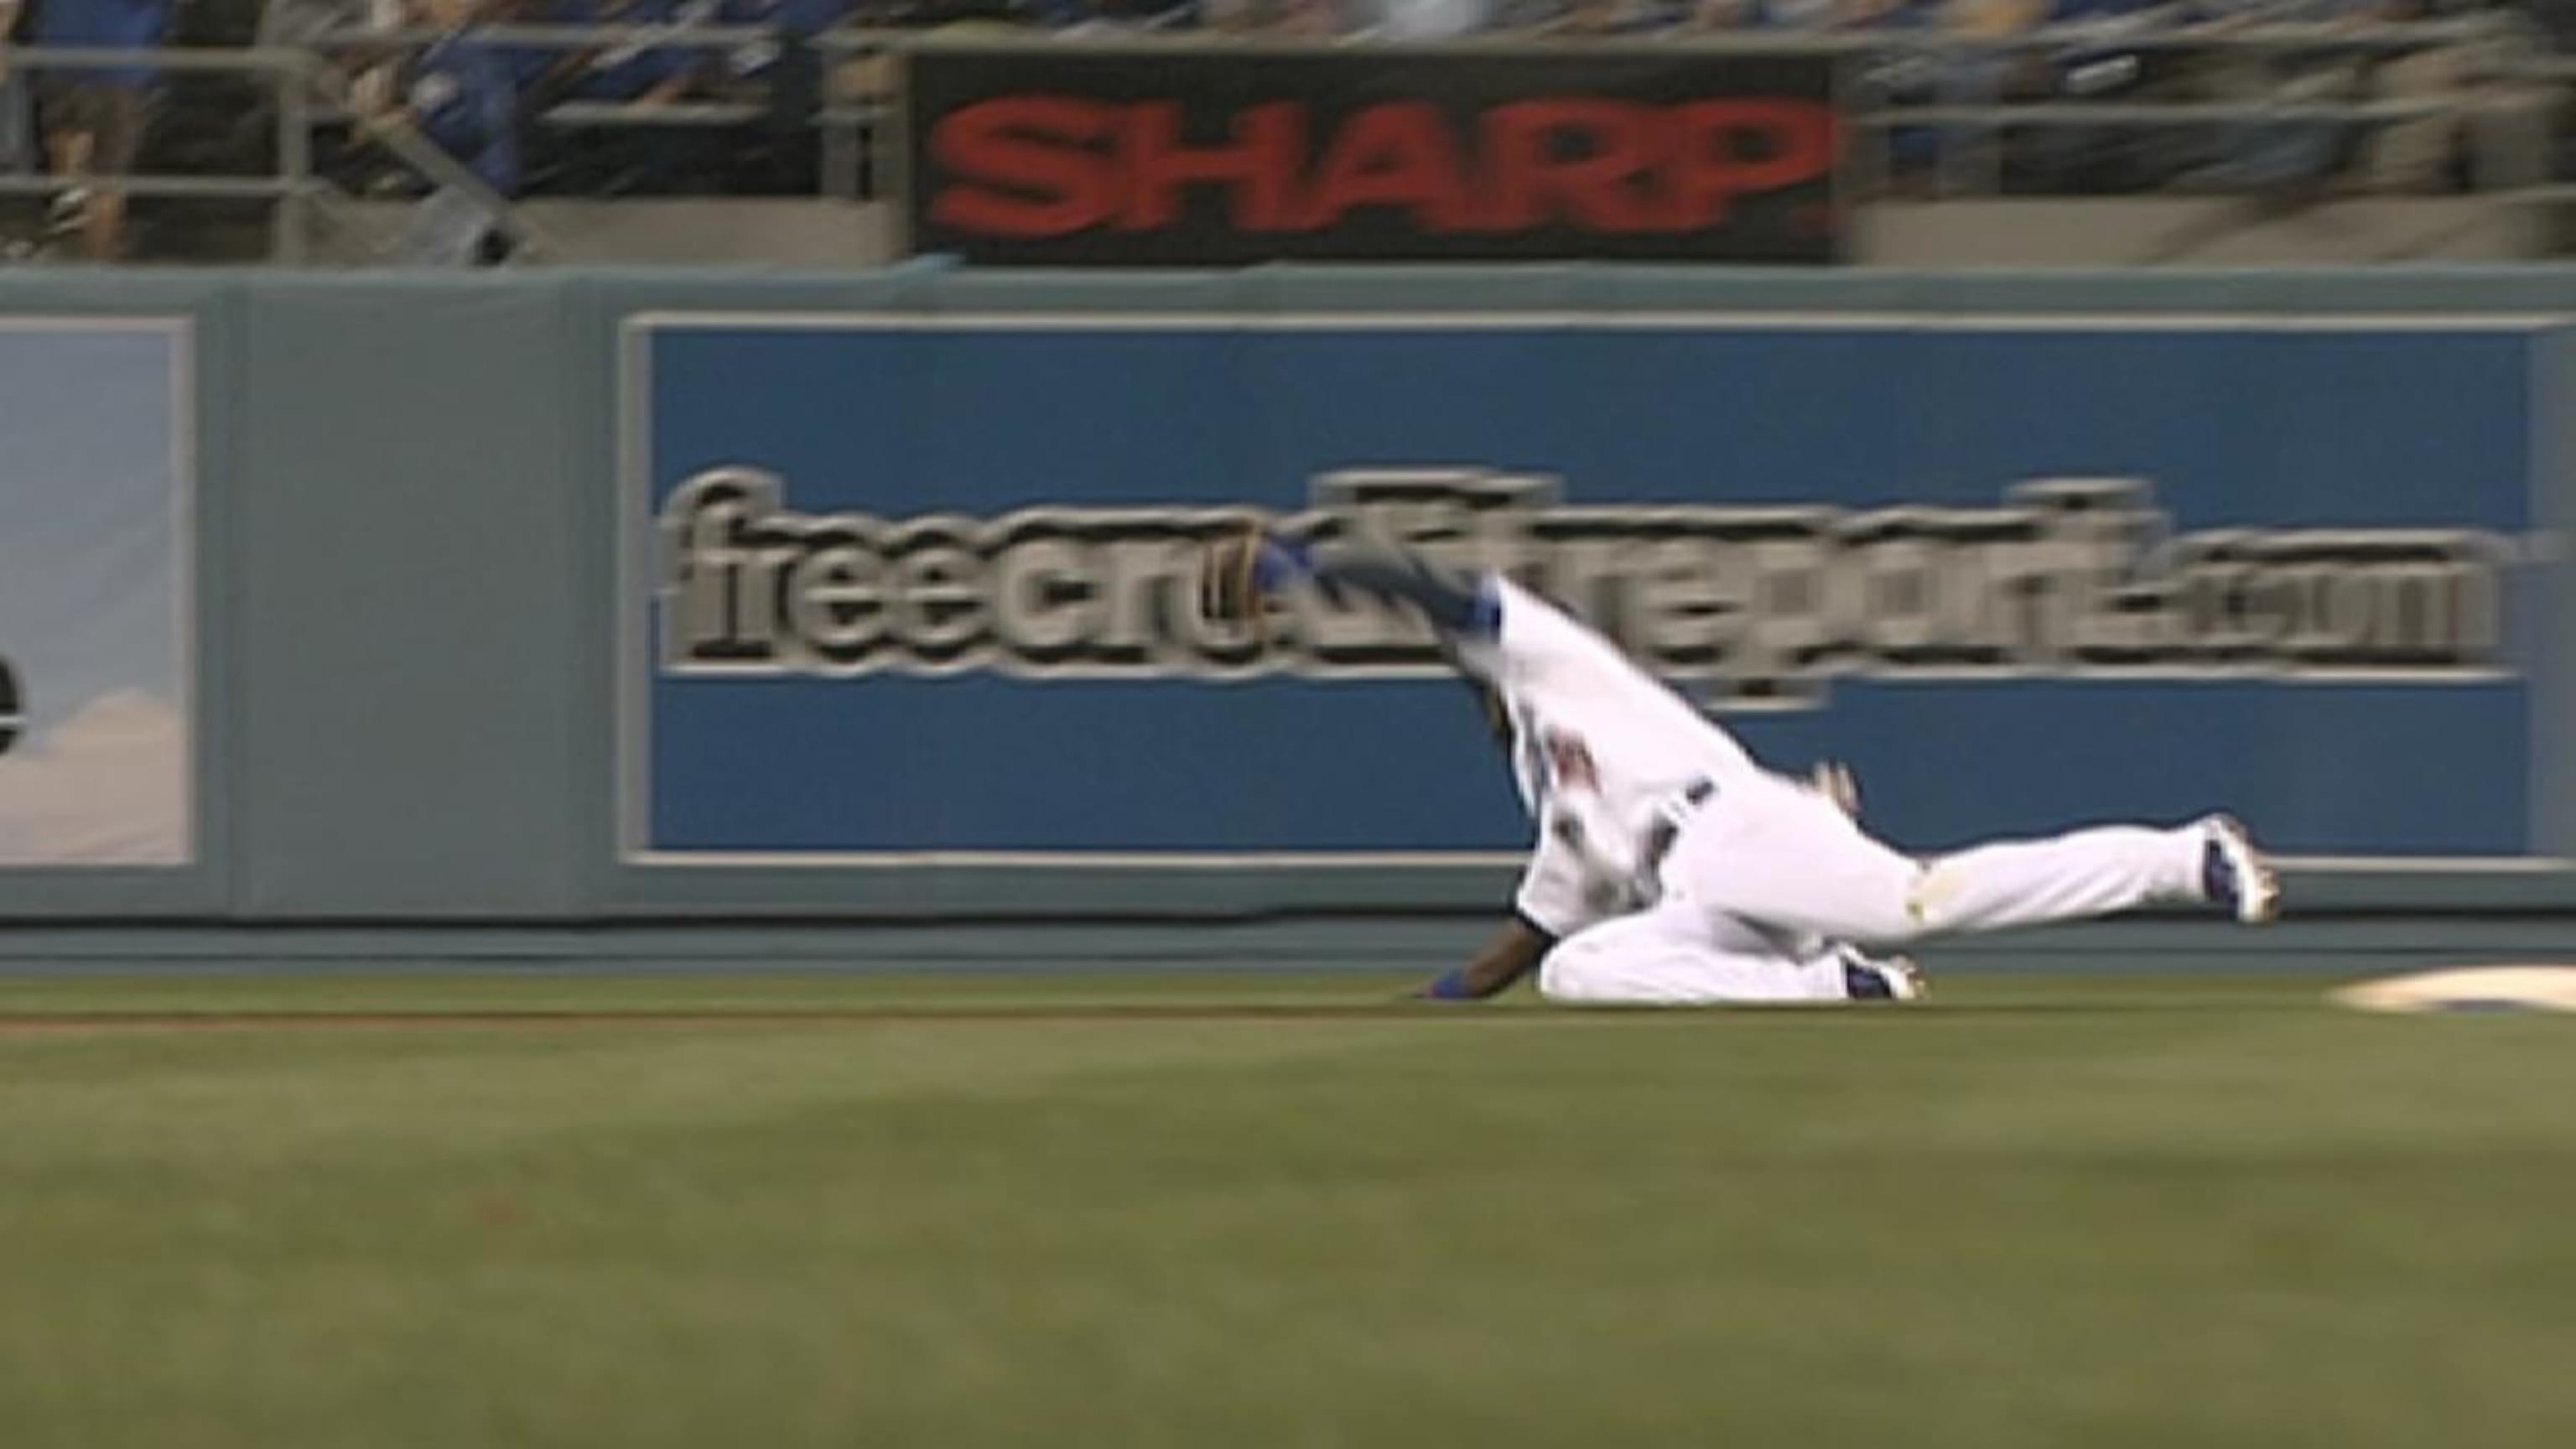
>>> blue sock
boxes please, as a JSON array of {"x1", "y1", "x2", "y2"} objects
[{"x1": 1843, "y1": 961, "x2": 1895, "y2": 1000}]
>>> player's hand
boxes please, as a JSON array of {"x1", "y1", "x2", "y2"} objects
[{"x1": 1410, "y1": 967, "x2": 1485, "y2": 1002}]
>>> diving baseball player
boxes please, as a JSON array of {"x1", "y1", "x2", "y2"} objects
[{"x1": 1201, "y1": 531, "x2": 2278, "y2": 1006}]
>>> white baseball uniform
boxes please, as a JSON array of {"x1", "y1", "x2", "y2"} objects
[
  {"x1": 1439, "y1": 579, "x2": 1847, "y2": 1001},
  {"x1": 1452, "y1": 577, "x2": 2216, "y2": 1005}
]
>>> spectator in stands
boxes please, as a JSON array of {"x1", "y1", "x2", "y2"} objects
[
  {"x1": 24, "y1": 0, "x2": 180, "y2": 259},
  {"x1": 374, "y1": 0, "x2": 520, "y2": 262},
  {"x1": 489, "y1": 0, "x2": 578, "y2": 99},
  {"x1": 558, "y1": 0, "x2": 714, "y2": 107},
  {"x1": 2175, "y1": 0, "x2": 2391, "y2": 190},
  {"x1": 465, "y1": 0, "x2": 585, "y2": 195},
  {"x1": 714, "y1": 0, "x2": 849, "y2": 80},
  {"x1": 2023, "y1": 0, "x2": 2175, "y2": 193},
  {"x1": 2362, "y1": 0, "x2": 2475, "y2": 190},
  {"x1": 710, "y1": 0, "x2": 849, "y2": 191},
  {"x1": 1809, "y1": 0, "x2": 1964, "y2": 190},
  {"x1": 0, "y1": 1, "x2": 33, "y2": 182},
  {"x1": 548, "y1": 0, "x2": 728, "y2": 191},
  {"x1": 267, "y1": 0, "x2": 407, "y2": 119},
  {"x1": 1867, "y1": 0, "x2": 2049, "y2": 192}
]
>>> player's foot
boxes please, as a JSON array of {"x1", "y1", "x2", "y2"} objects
[
  {"x1": 1838, "y1": 947, "x2": 1926, "y2": 1002},
  {"x1": 1197, "y1": 528, "x2": 1308, "y2": 635},
  {"x1": 2199, "y1": 815, "x2": 2280, "y2": 924}
]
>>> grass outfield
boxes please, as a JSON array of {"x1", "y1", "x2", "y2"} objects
[{"x1": 2, "y1": 973, "x2": 2572, "y2": 1447}]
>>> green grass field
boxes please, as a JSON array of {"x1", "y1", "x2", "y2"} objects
[{"x1": 3, "y1": 972, "x2": 2572, "y2": 1447}]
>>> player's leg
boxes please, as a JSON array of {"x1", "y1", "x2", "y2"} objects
[
  {"x1": 1665, "y1": 772, "x2": 2278, "y2": 947},
  {"x1": 1540, "y1": 904, "x2": 1920, "y2": 1005},
  {"x1": 1913, "y1": 816, "x2": 2276, "y2": 932},
  {"x1": 1660, "y1": 777, "x2": 1927, "y2": 944}
]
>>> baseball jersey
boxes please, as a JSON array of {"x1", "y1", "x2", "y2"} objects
[
  {"x1": 411, "y1": 31, "x2": 522, "y2": 195},
  {"x1": 1479, "y1": 579, "x2": 1757, "y2": 941}
]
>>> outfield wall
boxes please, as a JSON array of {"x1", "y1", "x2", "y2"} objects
[{"x1": 4, "y1": 265, "x2": 2576, "y2": 937}]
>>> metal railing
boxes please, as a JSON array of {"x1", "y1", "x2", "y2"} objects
[
  {"x1": 0, "y1": 47, "x2": 318, "y2": 261},
  {"x1": 310, "y1": 23, "x2": 900, "y2": 218},
  {"x1": 0, "y1": 17, "x2": 2559, "y2": 264},
  {"x1": 312, "y1": 18, "x2": 2525, "y2": 200},
  {"x1": 825, "y1": 23, "x2": 2527, "y2": 203}
]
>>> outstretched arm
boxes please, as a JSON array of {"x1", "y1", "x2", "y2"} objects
[{"x1": 1416, "y1": 917, "x2": 1552, "y2": 1001}]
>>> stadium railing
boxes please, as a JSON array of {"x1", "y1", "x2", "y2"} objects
[
  {"x1": 0, "y1": 46, "x2": 321, "y2": 261},
  {"x1": 0, "y1": 16, "x2": 2553, "y2": 264}
]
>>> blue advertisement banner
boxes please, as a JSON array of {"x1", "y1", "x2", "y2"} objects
[
  {"x1": 0, "y1": 320, "x2": 192, "y2": 867},
  {"x1": 624, "y1": 314, "x2": 2545, "y2": 865}
]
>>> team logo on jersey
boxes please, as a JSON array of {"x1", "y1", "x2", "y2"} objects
[{"x1": 653, "y1": 465, "x2": 2516, "y2": 706}]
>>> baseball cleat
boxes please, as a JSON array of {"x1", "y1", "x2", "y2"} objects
[
  {"x1": 2200, "y1": 815, "x2": 2280, "y2": 925},
  {"x1": 1840, "y1": 948, "x2": 1927, "y2": 1002},
  {"x1": 1878, "y1": 955, "x2": 1929, "y2": 1001}
]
